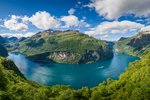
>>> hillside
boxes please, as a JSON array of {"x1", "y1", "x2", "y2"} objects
[
  {"x1": 0, "y1": 36, "x2": 6, "y2": 44},
  {"x1": 116, "y1": 30, "x2": 150, "y2": 57},
  {"x1": 0, "y1": 36, "x2": 23, "y2": 52},
  {"x1": 0, "y1": 44, "x2": 8, "y2": 57},
  {"x1": 0, "y1": 51, "x2": 150, "y2": 99},
  {"x1": 90, "y1": 51, "x2": 150, "y2": 100},
  {"x1": 13, "y1": 30, "x2": 113, "y2": 64}
]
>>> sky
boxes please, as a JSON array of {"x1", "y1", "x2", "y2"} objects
[{"x1": 0, "y1": 0, "x2": 150, "y2": 41}]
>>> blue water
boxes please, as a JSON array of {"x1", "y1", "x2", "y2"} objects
[{"x1": 8, "y1": 53, "x2": 138, "y2": 89}]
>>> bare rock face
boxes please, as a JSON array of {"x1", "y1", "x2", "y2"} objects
[
  {"x1": 51, "y1": 52, "x2": 74, "y2": 60},
  {"x1": 79, "y1": 51, "x2": 100, "y2": 64},
  {"x1": 49, "y1": 48, "x2": 113, "y2": 64},
  {"x1": 27, "y1": 47, "x2": 113, "y2": 64},
  {"x1": 49, "y1": 52, "x2": 77, "y2": 64},
  {"x1": 27, "y1": 52, "x2": 78, "y2": 64},
  {"x1": 79, "y1": 46, "x2": 113, "y2": 64}
]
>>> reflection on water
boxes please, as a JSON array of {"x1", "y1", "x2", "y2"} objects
[{"x1": 8, "y1": 53, "x2": 138, "y2": 89}]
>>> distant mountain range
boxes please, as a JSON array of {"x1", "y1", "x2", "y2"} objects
[{"x1": 116, "y1": 30, "x2": 150, "y2": 57}]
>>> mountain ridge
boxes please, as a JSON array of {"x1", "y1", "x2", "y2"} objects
[
  {"x1": 116, "y1": 30, "x2": 150, "y2": 57},
  {"x1": 12, "y1": 30, "x2": 113, "y2": 64}
]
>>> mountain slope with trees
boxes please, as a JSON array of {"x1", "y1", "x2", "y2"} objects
[
  {"x1": 13, "y1": 30, "x2": 113, "y2": 64},
  {"x1": 116, "y1": 30, "x2": 150, "y2": 57},
  {"x1": 0, "y1": 44, "x2": 8, "y2": 57}
]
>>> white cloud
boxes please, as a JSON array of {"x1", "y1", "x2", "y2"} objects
[
  {"x1": 68, "y1": 8, "x2": 75, "y2": 15},
  {"x1": 79, "y1": 20, "x2": 90, "y2": 28},
  {"x1": 29, "y1": 11, "x2": 60, "y2": 30},
  {"x1": 0, "y1": 32, "x2": 35, "y2": 38},
  {"x1": 85, "y1": 21, "x2": 144, "y2": 36},
  {"x1": 100, "y1": 35, "x2": 110, "y2": 40},
  {"x1": 89, "y1": 0, "x2": 150, "y2": 19},
  {"x1": 60, "y1": 14, "x2": 90, "y2": 28},
  {"x1": 60, "y1": 15, "x2": 80, "y2": 27},
  {"x1": 0, "y1": 33, "x2": 23, "y2": 38},
  {"x1": 4, "y1": 15, "x2": 28, "y2": 32},
  {"x1": 3, "y1": 11, "x2": 90, "y2": 32},
  {"x1": 10, "y1": 15, "x2": 21, "y2": 19},
  {"x1": 22, "y1": 16, "x2": 30, "y2": 23},
  {"x1": 24, "y1": 32, "x2": 36, "y2": 37},
  {"x1": 141, "y1": 25, "x2": 150, "y2": 31}
]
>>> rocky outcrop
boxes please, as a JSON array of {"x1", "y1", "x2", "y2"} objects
[
  {"x1": 79, "y1": 46, "x2": 113, "y2": 64},
  {"x1": 27, "y1": 52, "x2": 76, "y2": 63},
  {"x1": 50, "y1": 52, "x2": 74, "y2": 60},
  {"x1": 79, "y1": 51, "x2": 100, "y2": 64},
  {"x1": 27, "y1": 46, "x2": 113, "y2": 64}
]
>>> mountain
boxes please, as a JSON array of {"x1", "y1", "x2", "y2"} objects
[
  {"x1": 13, "y1": 30, "x2": 113, "y2": 64},
  {"x1": 18, "y1": 37, "x2": 27, "y2": 42},
  {"x1": 116, "y1": 30, "x2": 150, "y2": 57},
  {"x1": 4, "y1": 37, "x2": 18, "y2": 42},
  {"x1": 0, "y1": 36, "x2": 27, "y2": 51},
  {"x1": 0, "y1": 51, "x2": 149, "y2": 99},
  {"x1": 0, "y1": 44, "x2": 8, "y2": 57},
  {"x1": 0, "y1": 36, "x2": 19, "y2": 45},
  {"x1": 0, "y1": 36, "x2": 9, "y2": 57},
  {"x1": 0, "y1": 36, "x2": 6, "y2": 44}
]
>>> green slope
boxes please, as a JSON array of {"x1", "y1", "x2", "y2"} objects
[
  {"x1": 116, "y1": 31, "x2": 150, "y2": 57},
  {"x1": 0, "y1": 44, "x2": 8, "y2": 57},
  {"x1": 90, "y1": 52, "x2": 150, "y2": 100},
  {"x1": 0, "y1": 51, "x2": 150, "y2": 99},
  {"x1": 14, "y1": 30, "x2": 113, "y2": 64}
]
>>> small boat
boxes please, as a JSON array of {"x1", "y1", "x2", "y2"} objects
[{"x1": 98, "y1": 66, "x2": 104, "y2": 69}]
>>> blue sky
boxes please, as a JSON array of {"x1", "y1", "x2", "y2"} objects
[{"x1": 0, "y1": 0, "x2": 150, "y2": 41}]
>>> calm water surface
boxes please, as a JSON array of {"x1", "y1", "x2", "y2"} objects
[{"x1": 8, "y1": 53, "x2": 138, "y2": 89}]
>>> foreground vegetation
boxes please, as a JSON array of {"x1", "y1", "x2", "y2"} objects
[{"x1": 0, "y1": 51, "x2": 150, "y2": 99}]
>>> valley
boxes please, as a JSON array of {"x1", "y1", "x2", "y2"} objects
[
  {"x1": 0, "y1": 0, "x2": 150, "y2": 99},
  {"x1": 0, "y1": 29, "x2": 149, "y2": 99},
  {"x1": 0, "y1": 45, "x2": 149, "y2": 99}
]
